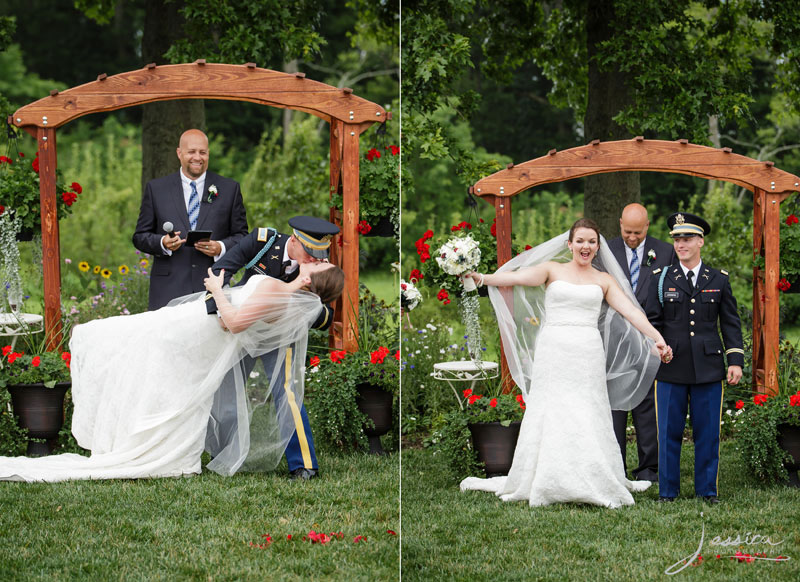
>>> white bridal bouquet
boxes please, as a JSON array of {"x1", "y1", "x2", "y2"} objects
[
  {"x1": 435, "y1": 234, "x2": 481, "y2": 291},
  {"x1": 435, "y1": 232, "x2": 483, "y2": 362},
  {"x1": 400, "y1": 279, "x2": 422, "y2": 311}
]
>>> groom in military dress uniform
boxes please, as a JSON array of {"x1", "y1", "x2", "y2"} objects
[
  {"x1": 646, "y1": 212, "x2": 744, "y2": 503},
  {"x1": 205, "y1": 216, "x2": 338, "y2": 480}
]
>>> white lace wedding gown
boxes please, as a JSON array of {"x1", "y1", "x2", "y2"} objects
[
  {"x1": 0, "y1": 275, "x2": 313, "y2": 482},
  {"x1": 460, "y1": 281, "x2": 651, "y2": 508}
]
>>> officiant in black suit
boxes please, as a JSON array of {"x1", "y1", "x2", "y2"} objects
[
  {"x1": 204, "y1": 216, "x2": 339, "y2": 480},
  {"x1": 133, "y1": 129, "x2": 249, "y2": 310},
  {"x1": 608, "y1": 203, "x2": 675, "y2": 481}
]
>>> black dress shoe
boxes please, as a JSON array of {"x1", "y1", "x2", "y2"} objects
[
  {"x1": 702, "y1": 495, "x2": 721, "y2": 504},
  {"x1": 634, "y1": 469, "x2": 658, "y2": 483},
  {"x1": 658, "y1": 496, "x2": 675, "y2": 503},
  {"x1": 289, "y1": 468, "x2": 318, "y2": 480}
]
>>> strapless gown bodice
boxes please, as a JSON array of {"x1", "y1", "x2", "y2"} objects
[{"x1": 541, "y1": 280, "x2": 602, "y2": 326}]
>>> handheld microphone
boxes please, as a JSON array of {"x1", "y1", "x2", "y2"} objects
[{"x1": 163, "y1": 221, "x2": 175, "y2": 237}]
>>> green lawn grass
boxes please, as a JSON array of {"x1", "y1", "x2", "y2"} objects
[
  {"x1": 401, "y1": 441, "x2": 800, "y2": 581},
  {"x1": 0, "y1": 453, "x2": 399, "y2": 581},
  {"x1": 361, "y1": 271, "x2": 398, "y2": 304}
]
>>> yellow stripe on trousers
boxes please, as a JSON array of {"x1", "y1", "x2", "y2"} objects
[{"x1": 283, "y1": 347, "x2": 312, "y2": 468}]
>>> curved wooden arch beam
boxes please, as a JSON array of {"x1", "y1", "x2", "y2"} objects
[
  {"x1": 9, "y1": 62, "x2": 388, "y2": 130},
  {"x1": 471, "y1": 138, "x2": 800, "y2": 397},
  {"x1": 471, "y1": 138, "x2": 800, "y2": 199}
]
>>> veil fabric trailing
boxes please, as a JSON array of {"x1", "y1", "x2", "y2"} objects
[
  {"x1": 487, "y1": 232, "x2": 660, "y2": 411},
  {"x1": 164, "y1": 281, "x2": 322, "y2": 476}
]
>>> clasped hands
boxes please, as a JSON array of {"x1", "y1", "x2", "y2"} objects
[
  {"x1": 656, "y1": 341, "x2": 673, "y2": 364},
  {"x1": 161, "y1": 232, "x2": 220, "y2": 256}
]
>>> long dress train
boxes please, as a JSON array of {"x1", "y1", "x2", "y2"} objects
[
  {"x1": 460, "y1": 281, "x2": 651, "y2": 508},
  {"x1": 0, "y1": 275, "x2": 319, "y2": 482}
]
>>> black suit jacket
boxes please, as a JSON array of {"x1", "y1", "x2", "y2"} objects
[
  {"x1": 608, "y1": 235, "x2": 675, "y2": 311},
  {"x1": 209, "y1": 228, "x2": 333, "y2": 330},
  {"x1": 132, "y1": 171, "x2": 248, "y2": 310},
  {"x1": 646, "y1": 262, "x2": 744, "y2": 384}
]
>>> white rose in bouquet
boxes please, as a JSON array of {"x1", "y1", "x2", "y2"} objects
[{"x1": 401, "y1": 279, "x2": 422, "y2": 311}]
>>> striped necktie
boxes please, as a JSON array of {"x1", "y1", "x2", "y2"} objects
[
  {"x1": 629, "y1": 249, "x2": 640, "y2": 292},
  {"x1": 188, "y1": 181, "x2": 200, "y2": 230}
]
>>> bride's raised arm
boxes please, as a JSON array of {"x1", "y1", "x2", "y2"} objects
[
  {"x1": 469, "y1": 262, "x2": 555, "y2": 289},
  {"x1": 204, "y1": 269, "x2": 295, "y2": 334},
  {"x1": 602, "y1": 273, "x2": 670, "y2": 360}
]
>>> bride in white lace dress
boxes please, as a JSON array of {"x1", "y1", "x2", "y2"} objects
[
  {"x1": 0, "y1": 262, "x2": 343, "y2": 482},
  {"x1": 460, "y1": 219, "x2": 672, "y2": 508}
]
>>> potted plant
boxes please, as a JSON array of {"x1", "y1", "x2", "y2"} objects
[
  {"x1": 331, "y1": 143, "x2": 405, "y2": 238},
  {"x1": 0, "y1": 137, "x2": 82, "y2": 239},
  {"x1": 432, "y1": 376, "x2": 525, "y2": 479},
  {"x1": 736, "y1": 338, "x2": 800, "y2": 486},
  {"x1": 305, "y1": 286, "x2": 399, "y2": 454},
  {"x1": 0, "y1": 334, "x2": 72, "y2": 457},
  {"x1": 305, "y1": 345, "x2": 399, "y2": 454},
  {"x1": 777, "y1": 198, "x2": 800, "y2": 292}
]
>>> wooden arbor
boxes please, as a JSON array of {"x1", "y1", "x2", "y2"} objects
[
  {"x1": 470, "y1": 138, "x2": 800, "y2": 395},
  {"x1": 9, "y1": 61, "x2": 390, "y2": 352}
]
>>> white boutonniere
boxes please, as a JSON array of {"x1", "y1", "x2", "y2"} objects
[
  {"x1": 207, "y1": 184, "x2": 218, "y2": 203},
  {"x1": 646, "y1": 249, "x2": 656, "y2": 266}
]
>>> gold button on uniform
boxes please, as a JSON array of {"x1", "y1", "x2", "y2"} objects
[
  {"x1": 690, "y1": 309, "x2": 695, "y2": 315},
  {"x1": 690, "y1": 321, "x2": 695, "y2": 326},
  {"x1": 690, "y1": 331, "x2": 695, "y2": 336},
  {"x1": 691, "y1": 298, "x2": 696, "y2": 303}
]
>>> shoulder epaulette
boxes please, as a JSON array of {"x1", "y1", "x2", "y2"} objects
[
  {"x1": 245, "y1": 227, "x2": 278, "y2": 270},
  {"x1": 720, "y1": 269, "x2": 729, "y2": 276}
]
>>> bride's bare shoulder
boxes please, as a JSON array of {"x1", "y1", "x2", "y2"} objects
[{"x1": 254, "y1": 276, "x2": 289, "y2": 293}]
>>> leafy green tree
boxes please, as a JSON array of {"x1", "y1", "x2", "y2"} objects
[{"x1": 403, "y1": 1, "x2": 766, "y2": 236}]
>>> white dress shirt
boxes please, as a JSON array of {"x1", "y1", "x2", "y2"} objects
[{"x1": 162, "y1": 168, "x2": 226, "y2": 259}]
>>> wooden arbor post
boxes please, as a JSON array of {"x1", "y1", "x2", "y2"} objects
[
  {"x1": 10, "y1": 62, "x2": 389, "y2": 352},
  {"x1": 470, "y1": 138, "x2": 800, "y2": 396}
]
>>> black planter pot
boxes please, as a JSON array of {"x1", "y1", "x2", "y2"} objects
[
  {"x1": 777, "y1": 423, "x2": 800, "y2": 487},
  {"x1": 363, "y1": 216, "x2": 395, "y2": 238},
  {"x1": 468, "y1": 421, "x2": 522, "y2": 477},
  {"x1": 16, "y1": 227, "x2": 36, "y2": 242},
  {"x1": 356, "y1": 384, "x2": 394, "y2": 454},
  {"x1": 7, "y1": 382, "x2": 69, "y2": 456}
]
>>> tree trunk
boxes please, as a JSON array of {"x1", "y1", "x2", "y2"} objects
[
  {"x1": 282, "y1": 59, "x2": 298, "y2": 146},
  {"x1": 140, "y1": 0, "x2": 205, "y2": 192},
  {"x1": 583, "y1": 0, "x2": 639, "y2": 238}
]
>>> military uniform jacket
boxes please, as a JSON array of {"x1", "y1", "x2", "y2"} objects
[
  {"x1": 645, "y1": 262, "x2": 744, "y2": 385},
  {"x1": 208, "y1": 228, "x2": 332, "y2": 330},
  {"x1": 217, "y1": 229, "x2": 296, "y2": 286}
]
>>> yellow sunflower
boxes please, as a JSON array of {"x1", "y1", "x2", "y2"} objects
[
  {"x1": 93, "y1": 265, "x2": 101, "y2": 274},
  {"x1": 118, "y1": 265, "x2": 130, "y2": 275},
  {"x1": 139, "y1": 258, "x2": 150, "y2": 268},
  {"x1": 78, "y1": 261, "x2": 90, "y2": 272},
  {"x1": 101, "y1": 269, "x2": 112, "y2": 279}
]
